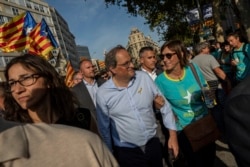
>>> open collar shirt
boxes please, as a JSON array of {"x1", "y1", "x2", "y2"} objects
[
  {"x1": 83, "y1": 79, "x2": 98, "y2": 106},
  {"x1": 141, "y1": 67, "x2": 157, "y2": 81},
  {"x1": 96, "y1": 71, "x2": 176, "y2": 151}
]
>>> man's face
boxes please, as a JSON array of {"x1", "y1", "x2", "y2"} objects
[
  {"x1": 73, "y1": 72, "x2": 83, "y2": 84},
  {"x1": 216, "y1": 42, "x2": 221, "y2": 49},
  {"x1": 140, "y1": 50, "x2": 156, "y2": 72},
  {"x1": 227, "y1": 36, "x2": 240, "y2": 48},
  {"x1": 224, "y1": 45, "x2": 231, "y2": 52},
  {"x1": 111, "y1": 49, "x2": 135, "y2": 80},
  {"x1": 80, "y1": 61, "x2": 95, "y2": 79}
]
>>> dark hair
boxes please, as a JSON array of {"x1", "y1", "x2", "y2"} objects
[
  {"x1": 139, "y1": 46, "x2": 154, "y2": 58},
  {"x1": 4, "y1": 54, "x2": 78, "y2": 123},
  {"x1": 160, "y1": 40, "x2": 189, "y2": 68},
  {"x1": 105, "y1": 45, "x2": 126, "y2": 70},
  {"x1": 227, "y1": 31, "x2": 248, "y2": 43},
  {"x1": 227, "y1": 32, "x2": 240, "y2": 39},
  {"x1": 221, "y1": 41, "x2": 230, "y2": 48}
]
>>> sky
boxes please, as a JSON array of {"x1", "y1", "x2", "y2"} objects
[{"x1": 46, "y1": 0, "x2": 162, "y2": 60}]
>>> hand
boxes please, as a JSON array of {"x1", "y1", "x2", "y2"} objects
[
  {"x1": 154, "y1": 95, "x2": 165, "y2": 110},
  {"x1": 231, "y1": 60, "x2": 237, "y2": 66},
  {"x1": 168, "y1": 130, "x2": 179, "y2": 158}
]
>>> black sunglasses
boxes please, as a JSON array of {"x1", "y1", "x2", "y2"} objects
[{"x1": 159, "y1": 52, "x2": 176, "y2": 60}]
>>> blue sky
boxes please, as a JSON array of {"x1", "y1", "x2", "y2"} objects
[{"x1": 47, "y1": 0, "x2": 161, "y2": 60}]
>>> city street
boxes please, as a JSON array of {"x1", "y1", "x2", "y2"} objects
[
  {"x1": 214, "y1": 140, "x2": 237, "y2": 167},
  {"x1": 158, "y1": 122, "x2": 238, "y2": 167}
]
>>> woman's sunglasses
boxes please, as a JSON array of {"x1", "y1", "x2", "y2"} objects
[{"x1": 159, "y1": 52, "x2": 176, "y2": 60}]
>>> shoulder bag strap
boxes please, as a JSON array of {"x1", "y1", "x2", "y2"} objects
[
  {"x1": 189, "y1": 63, "x2": 202, "y2": 88},
  {"x1": 189, "y1": 63, "x2": 215, "y2": 112}
]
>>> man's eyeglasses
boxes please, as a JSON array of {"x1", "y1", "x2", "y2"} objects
[
  {"x1": 159, "y1": 52, "x2": 176, "y2": 60},
  {"x1": 117, "y1": 60, "x2": 133, "y2": 68},
  {"x1": 8, "y1": 74, "x2": 41, "y2": 92}
]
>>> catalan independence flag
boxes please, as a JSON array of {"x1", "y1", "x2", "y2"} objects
[
  {"x1": 0, "y1": 11, "x2": 36, "y2": 52},
  {"x1": 65, "y1": 60, "x2": 75, "y2": 87},
  {"x1": 28, "y1": 18, "x2": 58, "y2": 59}
]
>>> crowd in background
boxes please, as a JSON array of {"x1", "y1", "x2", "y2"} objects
[{"x1": 0, "y1": 30, "x2": 250, "y2": 167}]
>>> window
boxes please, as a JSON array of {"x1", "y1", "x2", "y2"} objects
[
  {"x1": 39, "y1": 5, "x2": 44, "y2": 13},
  {"x1": 0, "y1": 57, "x2": 5, "y2": 68},
  {"x1": 48, "y1": 59, "x2": 56, "y2": 66},
  {"x1": 0, "y1": 16, "x2": 4, "y2": 25},
  {"x1": 12, "y1": 8, "x2": 19, "y2": 16},
  {"x1": 34, "y1": 4, "x2": 39, "y2": 11},
  {"x1": 26, "y1": 1, "x2": 32, "y2": 9}
]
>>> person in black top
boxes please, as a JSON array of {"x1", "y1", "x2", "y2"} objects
[{"x1": 224, "y1": 76, "x2": 250, "y2": 167}]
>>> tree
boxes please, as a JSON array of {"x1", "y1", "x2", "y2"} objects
[
  {"x1": 104, "y1": 0, "x2": 198, "y2": 44},
  {"x1": 230, "y1": 0, "x2": 249, "y2": 42},
  {"x1": 104, "y1": 0, "x2": 249, "y2": 44}
]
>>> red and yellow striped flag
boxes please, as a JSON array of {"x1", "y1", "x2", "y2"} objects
[
  {"x1": 28, "y1": 18, "x2": 58, "y2": 59},
  {"x1": 0, "y1": 11, "x2": 36, "y2": 52},
  {"x1": 65, "y1": 61, "x2": 75, "y2": 87}
]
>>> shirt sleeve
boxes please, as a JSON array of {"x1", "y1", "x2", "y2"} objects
[
  {"x1": 210, "y1": 55, "x2": 220, "y2": 69},
  {"x1": 96, "y1": 92, "x2": 113, "y2": 151},
  {"x1": 159, "y1": 99, "x2": 177, "y2": 130}
]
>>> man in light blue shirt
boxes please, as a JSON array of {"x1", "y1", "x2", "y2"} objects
[{"x1": 96, "y1": 45, "x2": 178, "y2": 167}]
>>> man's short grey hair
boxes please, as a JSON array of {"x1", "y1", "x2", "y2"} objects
[{"x1": 194, "y1": 42, "x2": 210, "y2": 54}]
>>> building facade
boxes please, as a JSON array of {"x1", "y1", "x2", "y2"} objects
[
  {"x1": 0, "y1": 0, "x2": 80, "y2": 79},
  {"x1": 74, "y1": 45, "x2": 91, "y2": 69},
  {"x1": 49, "y1": 6, "x2": 77, "y2": 71},
  {"x1": 126, "y1": 28, "x2": 160, "y2": 67},
  {"x1": 0, "y1": 0, "x2": 55, "y2": 80},
  {"x1": 76, "y1": 45, "x2": 91, "y2": 59}
]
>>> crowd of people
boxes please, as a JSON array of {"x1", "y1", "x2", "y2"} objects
[{"x1": 0, "y1": 30, "x2": 250, "y2": 167}]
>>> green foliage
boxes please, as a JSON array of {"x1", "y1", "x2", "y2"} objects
[{"x1": 104, "y1": 0, "x2": 218, "y2": 45}]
